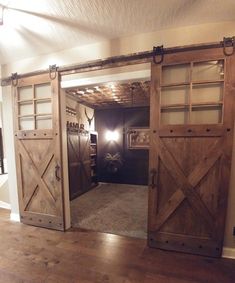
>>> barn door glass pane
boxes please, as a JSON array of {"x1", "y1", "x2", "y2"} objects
[
  {"x1": 160, "y1": 60, "x2": 224, "y2": 125},
  {"x1": 191, "y1": 106, "x2": 222, "y2": 124},
  {"x1": 19, "y1": 117, "x2": 34, "y2": 130},
  {"x1": 17, "y1": 82, "x2": 53, "y2": 131},
  {"x1": 162, "y1": 64, "x2": 190, "y2": 85},
  {"x1": 192, "y1": 60, "x2": 224, "y2": 81},
  {"x1": 161, "y1": 64, "x2": 190, "y2": 125},
  {"x1": 35, "y1": 83, "x2": 51, "y2": 99},
  {"x1": 161, "y1": 108, "x2": 189, "y2": 125},
  {"x1": 36, "y1": 101, "x2": 52, "y2": 114},
  {"x1": 161, "y1": 86, "x2": 190, "y2": 105},
  {"x1": 192, "y1": 83, "x2": 223, "y2": 104},
  {"x1": 35, "y1": 83, "x2": 52, "y2": 129},
  {"x1": 19, "y1": 101, "x2": 34, "y2": 116},
  {"x1": 18, "y1": 86, "x2": 33, "y2": 101},
  {"x1": 36, "y1": 116, "x2": 52, "y2": 129}
]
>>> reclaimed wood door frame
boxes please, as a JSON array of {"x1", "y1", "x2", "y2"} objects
[
  {"x1": 13, "y1": 73, "x2": 65, "y2": 231},
  {"x1": 148, "y1": 47, "x2": 235, "y2": 257}
]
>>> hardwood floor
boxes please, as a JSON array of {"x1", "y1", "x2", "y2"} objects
[{"x1": 0, "y1": 208, "x2": 234, "y2": 283}]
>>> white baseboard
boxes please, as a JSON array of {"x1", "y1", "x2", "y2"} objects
[
  {"x1": 0, "y1": 201, "x2": 11, "y2": 210},
  {"x1": 222, "y1": 247, "x2": 235, "y2": 259},
  {"x1": 10, "y1": 212, "x2": 20, "y2": 222}
]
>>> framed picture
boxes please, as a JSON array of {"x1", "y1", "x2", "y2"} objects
[{"x1": 128, "y1": 127, "x2": 150, "y2": 149}]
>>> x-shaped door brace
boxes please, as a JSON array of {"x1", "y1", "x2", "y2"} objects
[
  {"x1": 18, "y1": 141, "x2": 56, "y2": 211},
  {"x1": 153, "y1": 137, "x2": 224, "y2": 237},
  {"x1": 68, "y1": 134, "x2": 89, "y2": 162}
]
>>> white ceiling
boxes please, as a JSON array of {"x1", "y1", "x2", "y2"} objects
[{"x1": 0, "y1": 0, "x2": 234, "y2": 64}]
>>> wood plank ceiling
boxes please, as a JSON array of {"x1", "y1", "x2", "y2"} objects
[{"x1": 66, "y1": 81, "x2": 150, "y2": 109}]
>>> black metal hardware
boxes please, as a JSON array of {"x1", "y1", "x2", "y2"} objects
[
  {"x1": 0, "y1": 128, "x2": 5, "y2": 174},
  {"x1": 49, "y1": 64, "x2": 57, "y2": 80},
  {"x1": 222, "y1": 37, "x2": 235, "y2": 56},
  {"x1": 55, "y1": 164, "x2": 61, "y2": 181},
  {"x1": 11, "y1": 72, "x2": 18, "y2": 87},
  {"x1": 153, "y1": 45, "x2": 164, "y2": 64},
  {"x1": 150, "y1": 168, "x2": 157, "y2": 189}
]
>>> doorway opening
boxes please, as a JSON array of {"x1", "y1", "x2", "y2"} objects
[
  {"x1": 10, "y1": 41, "x2": 235, "y2": 258},
  {"x1": 61, "y1": 63, "x2": 151, "y2": 239}
]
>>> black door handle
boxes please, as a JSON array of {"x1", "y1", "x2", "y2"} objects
[
  {"x1": 150, "y1": 168, "x2": 157, "y2": 189},
  {"x1": 55, "y1": 164, "x2": 61, "y2": 181}
]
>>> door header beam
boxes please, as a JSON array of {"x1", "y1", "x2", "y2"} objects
[{"x1": 1, "y1": 38, "x2": 233, "y2": 87}]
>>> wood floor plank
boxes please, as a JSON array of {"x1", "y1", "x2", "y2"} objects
[{"x1": 0, "y1": 208, "x2": 234, "y2": 283}]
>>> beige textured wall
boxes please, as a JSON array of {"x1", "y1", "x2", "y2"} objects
[
  {"x1": 1, "y1": 85, "x2": 19, "y2": 218},
  {"x1": 66, "y1": 96, "x2": 95, "y2": 131},
  {"x1": 2, "y1": 21, "x2": 235, "y2": 76},
  {"x1": 1, "y1": 20, "x2": 235, "y2": 250}
]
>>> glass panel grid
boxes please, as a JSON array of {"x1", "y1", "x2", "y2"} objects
[
  {"x1": 161, "y1": 108, "x2": 189, "y2": 125},
  {"x1": 17, "y1": 82, "x2": 53, "y2": 130},
  {"x1": 192, "y1": 60, "x2": 224, "y2": 82},
  {"x1": 36, "y1": 116, "x2": 52, "y2": 129},
  {"x1": 161, "y1": 86, "x2": 190, "y2": 106},
  {"x1": 18, "y1": 86, "x2": 33, "y2": 101},
  {"x1": 19, "y1": 117, "x2": 34, "y2": 130},
  {"x1": 19, "y1": 101, "x2": 34, "y2": 116},
  {"x1": 162, "y1": 64, "x2": 190, "y2": 85},
  {"x1": 160, "y1": 60, "x2": 224, "y2": 125},
  {"x1": 192, "y1": 83, "x2": 223, "y2": 104},
  {"x1": 190, "y1": 106, "x2": 222, "y2": 124},
  {"x1": 36, "y1": 100, "x2": 52, "y2": 115},
  {"x1": 35, "y1": 83, "x2": 51, "y2": 99}
]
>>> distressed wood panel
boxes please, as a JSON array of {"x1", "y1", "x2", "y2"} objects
[
  {"x1": 14, "y1": 73, "x2": 65, "y2": 231},
  {"x1": 148, "y1": 46, "x2": 235, "y2": 257},
  {"x1": 67, "y1": 128, "x2": 91, "y2": 200}
]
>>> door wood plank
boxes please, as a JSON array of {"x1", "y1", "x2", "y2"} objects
[
  {"x1": 158, "y1": 137, "x2": 215, "y2": 231},
  {"x1": 148, "y1": 63, "x2": 161, "y2": 230},
  {"x1": 148, "y1": 47, "x2": 235, "y2": 257},
  {"x1": 153, "y1": 137, "x2": 223, "y2": 232},
  {"x1": 18, "y1": 141, "x2": 56, "y2": 208},
  {"x1": 14, "y1": 72, "x2": 65, "y2": 230}
]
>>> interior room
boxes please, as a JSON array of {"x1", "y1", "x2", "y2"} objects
[
  {"x1": 0, "y1": 1, "x2": 235, "y2": 282},
  {"x1": 63, "y1": 64, "x2": 150, "y2": 239}
]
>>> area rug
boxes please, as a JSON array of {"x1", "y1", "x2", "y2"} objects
[{"x1": 70, "y1": 183, "x2": 148, "y2": 239}]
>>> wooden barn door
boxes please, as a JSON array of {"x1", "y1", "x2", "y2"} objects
[
  {"x1": 67, "y1": 128, "x2": 91, "y2": 200},
  {"x1": 13, "y1": 73, "x2": 65, "y2": 230},
  {"x1": 148, "y1": 47, "x2": 235, "y2": 257},
  {"x1": 79, "y1": 132, "x2": 92, "y2": 192}
]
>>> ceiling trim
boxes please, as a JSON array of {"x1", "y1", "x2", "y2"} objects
[{"x1": 61, "y1": 69, "x2": 150, "y2": 89}]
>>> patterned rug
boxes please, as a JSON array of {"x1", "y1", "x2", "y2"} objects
[{"x1": 70, "y1": 183, "x2": 148, "y2": 239}]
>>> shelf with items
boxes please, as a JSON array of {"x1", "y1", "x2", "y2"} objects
[{"x1": 89, "y1": 131, "x2": 98, "y2": 187}]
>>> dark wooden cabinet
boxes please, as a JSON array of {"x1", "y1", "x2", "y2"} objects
[
  {"x1": 67, "y1": 125, "x2": 91, "y2": 200},
  {"x1": 67, "y1": 126, "x2": 98, "y2": 200}
]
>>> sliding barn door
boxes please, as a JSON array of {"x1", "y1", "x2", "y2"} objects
[
  {"x1": 67, "y1": 128, "x2": 91, "y2": 200},
  {"x1": 148, "y1": 47, "x2": 235, "y2": 257},
  {"x1": 13, "y1": 73, "x2": 65, "y2": 230}
]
